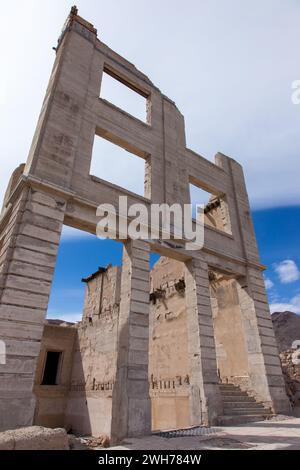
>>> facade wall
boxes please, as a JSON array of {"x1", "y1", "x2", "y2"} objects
[
  {"x1": 210, "y1": 278, "x2": 249, "y2": 386},
  {"x1": 65, "y1": 265, "x2": 121, "y2": 436},
  {"x1": 149, "y1": 256, "x2": 224, "y2": 431},
  {"x1": 149, "y1": 257, "x2": 190, "y2": 431},
  {"x1": 0, "y1": 186, "x2": 66, "y2": 431}
]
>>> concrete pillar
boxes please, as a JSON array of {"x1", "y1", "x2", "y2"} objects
[
  {"x1": 111, "y1": 239, "x2": 151, "y2": 443},
  {"x1": 184, "y1": 256, "x2": 223, "y2": 426},
  {"x1": 237, "y1": 269, "x2": 291, "y2": 414},
  {"x1": 216, "y1": 152, "x2": 290, "y2": 414},
  {"x1": 0, "y1": 186, "x2": 65, "y2": 430}
]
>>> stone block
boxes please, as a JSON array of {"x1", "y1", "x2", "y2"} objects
[{"x1": 0, "y1": 426, "x2": 69, "y2": 450}]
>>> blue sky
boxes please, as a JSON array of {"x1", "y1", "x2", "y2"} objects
[
  {"x1": 253, "y1": 207, "x2": 300, "y2": 315},
  {"x1": 0, "y1": 1, "x2": 299, "y2": 321},
  {"x1": 47, "y1": 236, "x2": 123, "y2": 322},
  {"x1": 47, "y1": 233, "x2": 161, "y2": 322}
]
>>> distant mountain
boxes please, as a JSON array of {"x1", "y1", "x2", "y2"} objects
[
  {"x1": 272, "y1": 311, "x2": 300, "y2": 353},
  {"x1": 45, "y1": 319, "x2": 75, "y2": 326}
]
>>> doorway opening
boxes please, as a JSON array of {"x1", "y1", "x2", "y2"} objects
[{"x1": 41, "y1": 351, "x2": 62, "y2": 385}]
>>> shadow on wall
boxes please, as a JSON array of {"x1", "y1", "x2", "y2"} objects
[{"x1": 64, "y1": 332, "x2": 93, "y2": 435}]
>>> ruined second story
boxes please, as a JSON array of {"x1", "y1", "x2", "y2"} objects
[{"x1": 0, "y1": 6, "x2": 261, "y2": 276}]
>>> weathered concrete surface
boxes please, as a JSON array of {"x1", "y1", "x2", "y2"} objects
[
  {"x1": 149, "y1": 257, "x2": 190, "y2": 431},
  {"x1": 0, "y1": 426, "x2": 69, "y2": 450},
  {"x1": 211, "y1": 277, "x2": 249, "y2": 385},
  {"x1": 65, "y1": 265, "x2": 121, "y2": 437},
  {"x1": 0, "y1": 187, "x2": 66, "y2": 431},
  {"x1": 34, "y1": 321, "x2": 76, "y2": 428},
  {"x1": 111, "y1": 240, "x2": 151, "y2": 443},
  {"x1": 149, "y1": 256, "x2": 224, "y2": 431}
]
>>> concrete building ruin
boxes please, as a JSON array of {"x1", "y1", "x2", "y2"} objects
[{"x1": 0, "y1": 7, "x2": 291, "y2": 442}]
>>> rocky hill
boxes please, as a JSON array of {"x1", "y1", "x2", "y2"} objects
[
  {"x1": 272, "y1": 311, "x2": 300, "y2": 353},
  {"x1": 272, "y1": 311, "x2": 300, "y2": 411}
]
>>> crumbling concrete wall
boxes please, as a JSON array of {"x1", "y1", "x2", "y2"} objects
[
  {"x1": 82, "y1": 265, "x2": 121, "y2": 321},
  {"x1": 33, "y1": 321, "x2": 76, "y2": 428},
  {"x1": 210, "y1": 277, "x2": 249, "y2": 387},
  {"x1": 204, "y1": 196, "x2": 232, "y2": 234},
  {"x1": 65, "y1": 265, "x2": 121, "y2": 436},
  {"x1": 149, "y1": 257, "x2": 190, "y2": 431}
]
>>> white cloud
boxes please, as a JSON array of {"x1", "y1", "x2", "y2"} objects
[
  {"x1": 264, "y1": 277, "x2": 274, "y2": 289},
  {"x1": 274, "y1": 259, "x2": 300, "y2": 284},
  {"x1": 0, "y1": 79, "x2": 7, "y2": 106},
  {"x1": 61, "y1": 226, "x2": 94, "y2": 240},
  {"x1": 270, "y1": 294, "x2": 300, "y2": 314}
]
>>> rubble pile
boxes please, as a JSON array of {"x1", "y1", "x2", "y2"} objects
[
  {"x1": 271, "y1": 311, "x2": 300, "y2": 410},
  {"x1": 279, "y1": 349, "x2": 300, "y2": 407},
  {"x1": 84, "y1": 434, "x2": 110, "y2": 448},
  {"x1": 0, "y1": 427, "x2": 69, "y2": 450}
]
